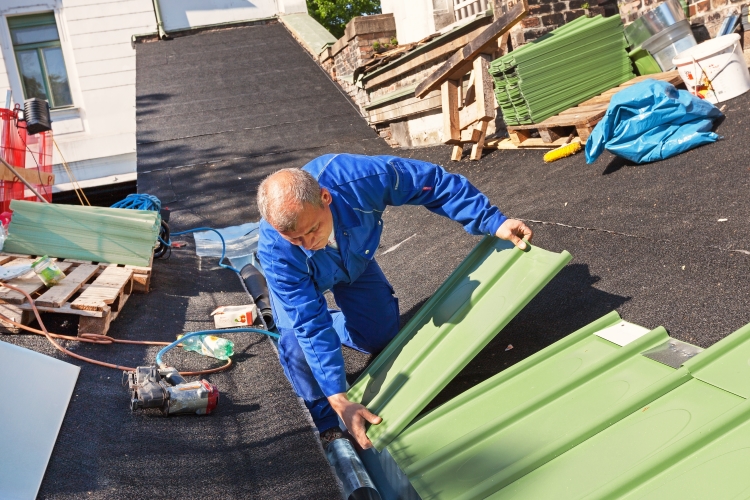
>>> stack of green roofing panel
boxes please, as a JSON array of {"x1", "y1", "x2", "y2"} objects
[
  {"x1": 4, "y1": 200, "x2": 159, "y2": 266},
  {"x1": 490, "y1": 15, "x2": 635, "y2": 125},
  {"x1": 348, "y1": 237, "x2": 572, "y2": 451},
  {"x1": 383, "y1": 309, "x2": 750, "y2": 500}
]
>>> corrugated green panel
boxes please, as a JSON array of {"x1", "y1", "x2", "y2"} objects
[
  {"x1": 347, "y1": 237, "x2": 572, "y2": 451},
  {"x1": 489, "y1": 15, "x2": 635, "y2": 125},
  {"x1": 388, "y1": 316, "x2": 750, "y2": 499},
  {"x1": 683, "y1": 322, "x2": 750, "y2": 398},
  {"x1": 4, "y1": 200, "x2": 159, "y2": 266},
  {"x1": 389, "y1": 314, "x2": 689, "y2": 500},
  {"x1": 485, "y1": 378, "x2": 744, "y2": 500}
]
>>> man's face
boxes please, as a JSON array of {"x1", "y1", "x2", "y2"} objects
[{"x1": 277, "y1": 188, "x2": 334, "y2": 251}]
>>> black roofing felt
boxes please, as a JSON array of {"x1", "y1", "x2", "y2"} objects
[{"x1": 2, "y1": 19, "x2": 749, "y2": 499}]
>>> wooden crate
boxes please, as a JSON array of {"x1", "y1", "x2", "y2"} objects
[
  {"x1": 0, "y1": 253, "x2": 152, "y2": 336},
  {"x1": 505, "y1": 70, "x2": 684, "y2": 146}
]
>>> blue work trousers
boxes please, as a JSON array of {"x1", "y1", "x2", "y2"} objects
[{"x1": 276, "y1": 259, "x2": 400, "y2": 433}]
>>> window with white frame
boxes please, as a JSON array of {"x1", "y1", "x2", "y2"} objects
[{"x1": 8, "y1": 12, "x2": 72, "y2": 109}]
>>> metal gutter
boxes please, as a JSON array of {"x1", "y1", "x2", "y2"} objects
[{"x1": 348, "y1": 237, "x2": 572, "y2": 451}]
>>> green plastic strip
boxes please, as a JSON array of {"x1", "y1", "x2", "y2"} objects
[
  {"x1": 347, "y1": 237, "x2": 572, "y2": 451},
  {"x1": 4, "y1": 200, "x2": 159, "y2": 266}
]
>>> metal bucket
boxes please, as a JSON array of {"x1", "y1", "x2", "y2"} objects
[{"x1": 624, "y1": 0, "x2": 686, "y2": 48}]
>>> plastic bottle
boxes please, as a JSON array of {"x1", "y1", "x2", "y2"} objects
[
  {"x1": 31, "y1": 255, "x2": 65, "y2": 286},
  {"x1": 178, "y1": 334, "x2": 234, "y2": 360}
]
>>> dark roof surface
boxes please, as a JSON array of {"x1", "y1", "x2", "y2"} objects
[{"x1": 3, "y1": 18, "x2": 749, "y2": 500}]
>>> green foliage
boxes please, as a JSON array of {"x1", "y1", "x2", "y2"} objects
[
  {"x1": 390, "y1": 36, "x2": 398, "y2": 46},
  {"x1": 373, "y1": 40, "x2": 381, "y2": 50},
  {"x1": 307, "y1": 0, "x2": 382, "y2": 39}
]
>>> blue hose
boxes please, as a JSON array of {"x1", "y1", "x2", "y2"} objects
[
  {"x1": 169, "y1": 227, "x2": 239, "y2": 273},
  {"x1": 111, "y1": 193, "x2": 162, "y2": 212},
  {"x1": 156, "y1": 328, "x2": 280, "y2": 368}
]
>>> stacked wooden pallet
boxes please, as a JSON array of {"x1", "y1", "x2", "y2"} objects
[
  {"x1": 503, "y1": 70, "x2": 683, "y2": 147},
  {"x1": 0, "y1": 253, "x2": 152, "y2": 336}
]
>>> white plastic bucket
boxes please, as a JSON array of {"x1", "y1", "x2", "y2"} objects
[{"x1": 673, "y1": 33, "x2": 750, "y2": 103}]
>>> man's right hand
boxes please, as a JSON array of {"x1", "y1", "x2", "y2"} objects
[{"x1": 328, "y1": 393, "x2": 382, "y2": 449}]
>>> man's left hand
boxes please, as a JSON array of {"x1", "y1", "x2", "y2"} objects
[{"x1": 495, "y1": 219, "x2": 533, "y2": 250}]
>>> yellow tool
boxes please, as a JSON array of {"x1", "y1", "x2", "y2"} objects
[{"x1": 543, "y1": 134, "x2": 582, "y2": 163}]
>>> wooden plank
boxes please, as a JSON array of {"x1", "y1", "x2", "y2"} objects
[
  {"x1": 442, "y1": 79, "x2": 461, "y2": 144},
  {"x1": 0, "y1": 302, "x2": 32, "y2": 332},
  {"x1": 451, "y1": 145, "x2": 463, "y2": 161},
  {"x1": 485, "y1": 137, "x2": 568, "y2": 149},
  {"x1": 0, "y1": 261, "x2": 73, "y2": 304},
  {"x1": 0, "y1": 167, "x2": 54, "y2": 186},
  {"x1": 79, "y1": 307, "x2": 112, "y2": 335},
  {"x1": 70, "y1": 267, "x2": 133, "y2": 312},
  {"x1": 415, "y1": 1, "x2": 528, "y2": 98},
  {"x1": 0, "y1": 255, "x2": 17, "y2": 265},
  {"x1": 539, "y1": 126, "x2": 570, "y2": 143},
  {"x1": 474, "y1": 55, "x2": 495, "y2": 121},
  {"x1": 365, "y1": 23, "x2": 489, "y2": 89},
  {"x1": 15, "y1": 301, "x2": 105, "y2": 317},
  {"x1": 35, "y1": 264, "x2": 100, "y2": 308},
  {"x1": 368, "y1": 92, "x2": 442, "y2": 124},
  {"x1": 470, "y1": 121, "x2": 489, "y2": 161}
]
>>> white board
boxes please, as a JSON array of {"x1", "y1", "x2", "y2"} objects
[{"x1": 0, "y1": 340, "x2": 80, "y2": 500}]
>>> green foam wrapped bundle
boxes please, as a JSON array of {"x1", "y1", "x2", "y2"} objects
[{"x1": 4, "y1": 200, "x2": 160, "y2": 266}]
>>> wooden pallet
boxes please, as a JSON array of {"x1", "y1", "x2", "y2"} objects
[
  {"x1": 0, "y1": 253, "x2": 152, "y2": 336},
  {"x1": 505, "y1": 70, "x2": 683, "y2": 146}
]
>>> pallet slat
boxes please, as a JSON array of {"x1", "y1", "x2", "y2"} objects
[
  {"x1": 35, "y1": 264, "x2": 100, "y2": 308},
  {"x1": 0, "y1": 261, "x2": 73, "y2": 304},
  {"x1": 71, "y1": 267, "x2": 133, "y2": 312},
  {"x1": 0, "y1": 253, "x2": 151, "y2": 336},
  {"x1": 505, "y1": 70, "x2": 683, "y2": 145}
]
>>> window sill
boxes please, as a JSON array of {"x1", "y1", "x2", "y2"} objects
[{"x1": 50, "y1": 107, "x2": 84, "y2": 135}]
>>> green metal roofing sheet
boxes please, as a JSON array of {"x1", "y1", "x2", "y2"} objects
[
  {"x1": 380, "y1": 310, "x2": 750, "y2": 499},
  {"x1": 489, "y1": 15, "x2": 635, "y2": 125},
  {"x1": 347, "y1": 237, "x2": 572, "y2": 451}
]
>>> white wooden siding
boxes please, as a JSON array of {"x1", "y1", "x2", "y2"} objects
[{"x1": 159, "y1": 0, "x2": 279, "y2": 32}]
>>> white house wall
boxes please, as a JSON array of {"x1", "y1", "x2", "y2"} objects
[
  {"x1": 0, "y1": 0, "x2": 306, "y2": 191},
  {"x1": 159, "y1": 0, "x2": 281, "y2": 32},
  {"x1": 0, "y1": 0, "x2": 155, "y2": 188},
  {"x1": 381, "y1": 0, "x2": 436, "y2": 44}
]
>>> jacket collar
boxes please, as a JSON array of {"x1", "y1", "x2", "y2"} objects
[{"x1": 299, "y1": 190, "x2": 360, "y2": 258}]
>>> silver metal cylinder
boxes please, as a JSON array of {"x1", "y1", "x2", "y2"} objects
[{"x1": 326, "y1": 438, "x2": 381, "y2": 500}]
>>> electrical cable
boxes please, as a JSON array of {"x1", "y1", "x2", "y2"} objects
[
  {"x1": 53, "y1": 138, "x2": 90, "y2": 206},
  {"x1": 0, "y1": 281, "x2": 253, "y2": 376},
  {"x1": 169, "y1": 227, "x2": 241, "y2": 273},
  {"x1": 155, "y1": 328, "x2": 279, "y2": 368}
]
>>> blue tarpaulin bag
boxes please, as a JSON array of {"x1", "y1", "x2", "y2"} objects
[{"x1": 585, "y1": 79, "x2": 723, "y2": 164}]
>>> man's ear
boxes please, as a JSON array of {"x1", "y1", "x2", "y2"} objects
[{"x1": 321, "y1": 187, "x2": 332, "y2": 206}]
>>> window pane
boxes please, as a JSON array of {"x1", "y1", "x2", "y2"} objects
[
  {"x1": 10, "y1": 24, "x2": 59, "y2": 46},
  {"x1": 16, "y1": 50, "x2": 48, "y2": 101},
  {"x1": 42, "y1": 47, "x2": 72, "y2": 107}
]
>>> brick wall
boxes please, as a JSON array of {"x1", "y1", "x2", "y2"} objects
[
  {"x1": 618, "y1": 0, "x2": 740, "y2": 38},
  {"x1": 319, "y1": 14, "x2": 397, "y2": 111},
  {"x1": 501, "y1": 0, "x2": 620, "y2": 47}
]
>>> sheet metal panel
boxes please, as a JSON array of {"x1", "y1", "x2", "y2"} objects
[
  {"x1": 347, "y1": 237, "x2": 572, "y2": 451},
  {"x1": 385, "y1": 315, "x2": 750, "y2": 499},
  {"x1": 389, "y1": 313, "x2": 687, "y2": 499},
  {"x1": 0, "y1": 340, "x2": 80, "y2": 500}
]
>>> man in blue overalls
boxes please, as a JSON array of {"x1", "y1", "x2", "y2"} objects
[{"x1": 257, "y1": 154, "x2": 532, "y2": 450}]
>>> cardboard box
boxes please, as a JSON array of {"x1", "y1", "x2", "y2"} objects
[{"x1": 211, "y1": 305, "x2": 258, "y2": 329}]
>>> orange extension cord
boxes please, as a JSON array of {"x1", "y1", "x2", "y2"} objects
[{"x1": 0, "y1": 281, "x2": 232, "y2": 376}]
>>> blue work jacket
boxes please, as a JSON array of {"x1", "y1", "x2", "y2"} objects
[{"x1": 257, "y1": 154, "x2": 507, "y2": 397}]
